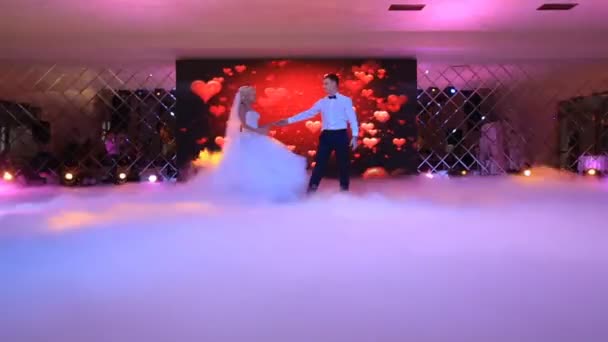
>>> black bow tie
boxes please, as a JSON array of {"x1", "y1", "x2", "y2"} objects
[{"x1": 328, "y1": 95, "x2": 337, "y2": 99}]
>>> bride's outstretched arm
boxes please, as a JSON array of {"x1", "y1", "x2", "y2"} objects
[{"x1": 238, "y1": 111, "x2": 268, "y2": 135}]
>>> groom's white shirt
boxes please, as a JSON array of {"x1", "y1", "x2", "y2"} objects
[{"x1": 287, "y1": 93, "x2": 359, "y2": 137}]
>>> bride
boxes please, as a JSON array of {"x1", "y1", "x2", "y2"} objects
[{"x1": 202, "y1": 85, "x2": 307, "y2": 201}]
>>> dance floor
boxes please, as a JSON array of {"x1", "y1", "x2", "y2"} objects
[{"x1": 1, "y1": 168, "x2": 608, "y2": 341}]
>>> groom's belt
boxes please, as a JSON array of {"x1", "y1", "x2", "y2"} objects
[{"x1": 322, "y1": 128, "x2": 347, "y2": 132}]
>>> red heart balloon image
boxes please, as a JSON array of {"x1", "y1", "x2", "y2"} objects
[
  {"x1": 393, "y1": 138, "x2": 406, "y2": 149},
  {"x1": 354, "y1": 71, "x2": 374, "y2": 84},
  {"x1": 363, "y1": 137, "x2": 379, "y2": 149},
  {"x1": 354, "y1": 153, "x2": 361, "y2": 159},
  {"x1": 360, "y1": 122, "x2": 375, "y2": 132},
  {"x1": 287, "y1": 145, "x2": 296, "y2": 152},
  {"x1": 368, "y1": 129, "x2": 378, "y2": 136},
  {"x1": 191, "y1": 80, "x2": 222, "y2": 103},
  {"x1": 305, "y1": 120, "x2": 322, "y2": 134},
  {"x1": 310, "y1": 162, "x2": 316, "y2": 168},
  {"x1": 223, "y1": 68, "x2": 233, "y2": 76},
  {"x1": 209, "y1": 105, "x2": 227, "y2": 117},
  {"x1": 272, "y1": 60, "x2": 288, "y2": 68},
  {"x1": 345, "y1": 80, "x2": 364, "y2": 93},
  {"x1": 196, "y1": 137, "x2": 207, "y2": 145},
  {"x1": 398, "y1": 119, "x2": 407, "y2": 125},
  {"x1": 212, "y1": 77, "x2": 224, "y2": 83},
  {"x1": 387, "y1": 94, "x2": 408, "y2": 113},
  {"x1": 377, "y1": 69, "x2": 387, "y2": 79},
  {"x1": 215, "y1": 136, "x2": 226, "y2": 148},
  {"x1": 264, "y1": 87, "x2": 288, "y2": 98},
  {"x1": 363, "y1": 167, "x2": 388, "y2": 179},
  {"x1": 374, "y1": 110, "x2": 390, "y2": 123},
  {"x1": 235, "y1": 65, "x2": 247, "y2": 73},
  {"x1": 269, "y1": 130, "x2": 277, "y2": 137},
  {"x1": 307, "y1": 150, "x2": 317, "y2": 157},
  {"x1": 361, "y1": 89, "x2": 374, "y2": 98}
]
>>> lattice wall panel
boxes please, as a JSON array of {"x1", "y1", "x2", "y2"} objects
[
  {"x1": 0, "y1": 64, "x2": 177, "y2": 183},
  {"x1": 2, "y1": 61, "x2": 608, "y2": 184}
]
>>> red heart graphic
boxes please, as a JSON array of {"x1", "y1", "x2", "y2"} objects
[
  {"x1": 393, "y1": 138, "x2": 406, "y2": 149},
  {"x1": 223, "y1": 68, "x2": 233, "y2": 76},
  {"x1": 398, "y1": 119, "x2": 406, "y2": 125},
  {"x1": 310, "y1": 162, "x2": 316, "y2": 168},
  {"x1": 345, "y1": 80, "x2": 364, "y2": 93},
  {"x1": 269, "y1": 130, "x2": 277, "y2": 137},
  {"x1": 215, "y1": 136, "x2": 226, "y2": 148},
  {"x1": 307, "y1": 150, "x2": 317, "y2": 157},
  {"x1": 354, "y1": 71, "x2": 374, "y2": 84},
  {"x1": 287, "y1": 145, "x2": 296, "y2": 151},
  {"x1": 377, "y1": 69, "x2": 387, "y2": 79},
  {"x1": 212, "y1": 77, "x2": 224, "y2": 83},
  {"x1": 360, "y1": 122, "x2": 375, "y2": 132},
  {"x1": 363, "y1": 137, "x2": 379, "y2": 149},
  {"x1": 209, "y1": 105, "x2": 227, "y2": 117},
  {"x1": 191, "y1": 80, "x2": 222, "y2": 103},
  {"x1": 354, "y1": 153, "x2": 361, "y2": 159},
  {"x1": 305, "y1": 120, "x2": 322, "y2": 134},
  {"x1": 235, "y1": 65, "x2": 247, "y2": 73},
  {"x1": 272, "y1": 60, "x2": 288, "y2": 68},
  {"x1": 196, "y1": 137, "x2": 208, "y2": 145},
  {"x1": 259, "y1": 87, "x2": 288, "y2": 108},
  {"x1": 374, "y1": 111, "x2": 390, "y2": 123},
  {"x1": 264, "y1": 87, "x2": 288, "y2": 98},
  {"x1": 368, "y1": 129, "x2": 378, "y2": 136},
  {"x1": 361, "y1": 89, "x2": 374, "y2": 98},
  {"x1": 387, "y1": 94, "x2": 408, "y2": 113},
  {"x1": 363, "y1": 167, "x2": 388, "y2": 179}
]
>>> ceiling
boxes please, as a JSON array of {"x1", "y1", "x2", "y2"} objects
[{"x1": 1, "y1": 0, "x2": 607, "y2": 62}]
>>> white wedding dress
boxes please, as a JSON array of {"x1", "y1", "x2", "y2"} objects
[{"x1": 205, "y1": 110, "x2": 308, "y2": 201}]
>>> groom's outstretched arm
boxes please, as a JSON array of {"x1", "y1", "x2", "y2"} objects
[
  {"x1": 346, "y1": 98, "x2": 359, "y2": 137},
  {"x1": 286, "y1": 100, "x2": 322, "y2": 124}
]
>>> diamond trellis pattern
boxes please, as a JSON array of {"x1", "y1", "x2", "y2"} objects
[
  {"x1": 2, "y1": 61, "x2": 608, "y2": 184},
  {"x1": 0, "y1": 63, "x2": 177, "y2": 184}
]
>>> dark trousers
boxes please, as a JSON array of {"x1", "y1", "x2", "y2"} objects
[{"x1": 309, "y1": 129, "x2": 350, "y2": 190}]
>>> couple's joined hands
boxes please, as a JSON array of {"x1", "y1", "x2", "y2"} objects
[{"x1": 256, "y1": 119, "x2": 289, "y2": 134}]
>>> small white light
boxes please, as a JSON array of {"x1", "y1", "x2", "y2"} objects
[
  {"x1": 481, "y1": 116, "x2": 486, "y2": 120},
  {"x1": 64, "y1": 172, "x2": 74, "y2": 181},
  {"x1": 425, "y1": 172, "x2": 434, "y2": 179},
  {"x1": 523, "y1": 169, "x2": 532, "y2": 177},
  {"x1": 425, "y1": 70, "x2": 429, "y2": 74},
  {"x1": 118, "y1": 172, "x2": 127, "y2": 180},
  {"x1": 587, "y1": 169, "x2": 597, "y2": 176},
  {"x1": 170, "y1": 112, "x2": 175, "y2": 116},
  {"x1": 148, "y1": 175, "x2": 158, "y2": 183},
  {"x1": 2, "y1": 171, "x2": 13, "y2": 181},
  {"x1": 452, "y1": 129, "x2": 457, "y2": 133}
]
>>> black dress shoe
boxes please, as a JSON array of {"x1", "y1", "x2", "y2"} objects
[{"x1": 307, "y1": 185, "x2": 318, "y2": 194}]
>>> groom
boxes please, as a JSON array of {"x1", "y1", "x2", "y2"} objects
[{"x1": 276, "y1": 73, "x2": 359, "y2": 193}]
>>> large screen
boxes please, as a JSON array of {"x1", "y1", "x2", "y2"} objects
[{"x1": 176, "y1": 59, "x2": 417, "y2": 176}]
